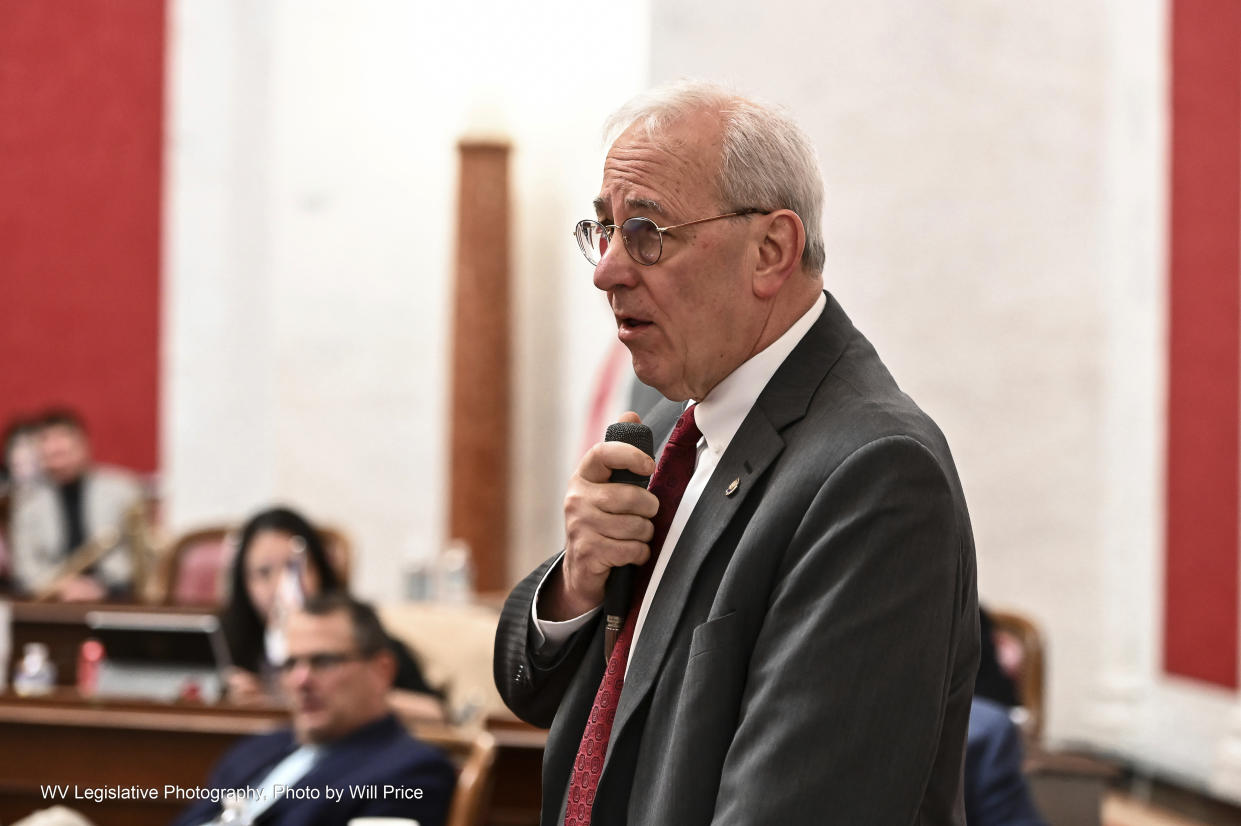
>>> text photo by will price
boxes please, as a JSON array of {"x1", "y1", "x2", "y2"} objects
[{"x1": 39, "y1": 784, "x2": 429, "y2": 802}]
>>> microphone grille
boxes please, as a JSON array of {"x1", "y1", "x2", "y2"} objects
[{"x1": 604, "y1": 422, "x2": 655, "y2": 458}]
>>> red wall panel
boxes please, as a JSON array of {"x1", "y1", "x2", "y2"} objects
[
  {"x1": 0, "y1": 0, "x2": 166, "y2": 472},
  {"x1": 1164, "y1": 0, "x2": 1241, "y2": 688}
]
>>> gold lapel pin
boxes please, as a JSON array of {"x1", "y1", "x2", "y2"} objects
[{"x1": 725, "y1": 478, "x2": 740, "y2": 496}]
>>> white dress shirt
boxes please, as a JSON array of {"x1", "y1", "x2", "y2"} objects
[
  {"x1": 204, "y1": 743, "x2": 322, "y2": 825},
  {"x1": 533, "y1": 293, "x2": 826, "y2": 668}
]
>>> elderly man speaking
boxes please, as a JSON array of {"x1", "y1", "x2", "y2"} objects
[{"x1": 495, "y1": 80, "x2": 979, "y2": 826}]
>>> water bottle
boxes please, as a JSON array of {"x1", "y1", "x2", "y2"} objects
[
  {"x1": 77, "y1": 638, "x2": 105, "y2": 697},
  {"x1": 13, "y1": 642, "x2": 56, "y2": 696},
  {"x1": 436, "y1": 540, "x2": 474, "y2": 604}
]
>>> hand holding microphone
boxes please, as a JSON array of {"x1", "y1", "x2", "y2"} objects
[
  {"x1": 545, "y1": 412, "x2": 658, "y2": 627},
  {"x1": 601, "y1": 420, "x2": 655, "y2": 656}
]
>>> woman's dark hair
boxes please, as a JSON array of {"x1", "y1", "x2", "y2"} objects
[{"x1": 220, "y1": 505, "x2": 343, "y2": 673}]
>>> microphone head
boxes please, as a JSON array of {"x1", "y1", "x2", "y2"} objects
[{"x1": 604, "y1": 421, "x2": 654, "y2": 459}]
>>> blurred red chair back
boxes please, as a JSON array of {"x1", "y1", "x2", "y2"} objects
[{"x1": 164, "y1": 527, "x2": 236, "y2": 606}]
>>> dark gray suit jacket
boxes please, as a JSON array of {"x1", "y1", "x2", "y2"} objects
[{"x1": 495, "y1": 293, "x2": 980, "y2": 825}]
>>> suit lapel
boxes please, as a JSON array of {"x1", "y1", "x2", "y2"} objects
[
  {"x1": 604, "y1": 292, "x2": 855, "y2": 761},
  {"x1": 607, "y1": 414, "x2": 784, "y2": 746}
]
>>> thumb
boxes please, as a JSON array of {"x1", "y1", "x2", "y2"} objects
[{"x1": 617, "y1": 410, "x2": 642, "y2": 424}]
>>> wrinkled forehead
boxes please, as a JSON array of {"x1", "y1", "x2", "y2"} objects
[{"x1": 597, "y1": 112, "x2": 725, "y2": 220}]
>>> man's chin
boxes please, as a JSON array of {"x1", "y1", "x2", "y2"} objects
[
  {"x1": 630, "y1": 361, "x2": 676, "y2": 401},
  {"x1": 634, "y1": 371, "x2": 692, "y2": 403},
  {"x1": 292, "y1": 714, "x2": 329, "y2": 744}
]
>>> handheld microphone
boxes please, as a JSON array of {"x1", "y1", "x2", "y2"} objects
[{"x1": 602, "y1": 421, "x2": 654, "y2": 658}]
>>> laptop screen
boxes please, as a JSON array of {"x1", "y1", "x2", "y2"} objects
[
  {"x1": 84, "y1": 611, "x2": 232, "y2": 701},
  {"x1": 85, "y1": 611, "x2": 230, "y2": 667}
]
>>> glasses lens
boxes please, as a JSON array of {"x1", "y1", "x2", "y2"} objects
[
  {"x1": 280, "y1": 652, "x2": 357, "y2": 674},
  {"x1": 621, "y1": 217, "x2": 661, "y2": 265},
  {"x1": 575, "y1": 220, "x2": 608, "y2": 265}
]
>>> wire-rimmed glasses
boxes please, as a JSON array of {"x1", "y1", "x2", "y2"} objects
[{"x1": 573, "y1": 208, "x2": 769, "y2": 266}]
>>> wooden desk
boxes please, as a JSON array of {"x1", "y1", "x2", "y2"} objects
[
  {"x1": 0, "y1": 692, "x2": 546, "y2": 826},
  {"x1": 0, "y1": 690, "x2": 286, "y2": 826},
  {"x1": 483, "y1": 717, "x2": 546, "y2": 826},
  {"x1": 2, "y1": 602, "x2": 547, "y2": 826}
]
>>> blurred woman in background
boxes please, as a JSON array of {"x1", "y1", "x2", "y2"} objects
[{"x1": 220, "y1": 505, "x2": 444, "y2": 720}]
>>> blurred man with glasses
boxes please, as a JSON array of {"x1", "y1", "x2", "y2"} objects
[
  {"x1": 173, "y1": 593, "x2": 455, "y2": 826},
  {"x1": 496, "y1": 80, "x2": 980, "y2": 825}
]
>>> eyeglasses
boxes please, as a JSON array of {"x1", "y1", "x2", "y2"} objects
[
  {"x1": 573, "y1": 209, "x2": 769, "y2": 267},
  {"x1": 277, "y1": 650, "x2": 373, "y2": 675}
]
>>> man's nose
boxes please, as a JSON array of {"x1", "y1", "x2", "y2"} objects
[
  {"x1": 592, "y1": 237, "x2": 639, "y2": 293},
  {"x1": 284, "y1": 659, "x2": 314, "y2": 687}
]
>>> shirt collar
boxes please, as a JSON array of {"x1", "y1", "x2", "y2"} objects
[{"x1": 692, "y1": 292, "x2": 826, "y2": 456}]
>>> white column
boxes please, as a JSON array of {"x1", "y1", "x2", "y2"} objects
[
  {"x1": 163, "y1": 0, "x2": 278, "y2": 529},
  {"x1": 1212, "y1": 706, "x2": 1241, "y2": 802},
  {"x1": 1089, "y1": 0, "x2": 1168, "y2": 752}
]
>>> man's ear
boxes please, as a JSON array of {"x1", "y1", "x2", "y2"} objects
[
  {"x1": 372, "y1": 648, "x2": 398, "y2": 688},
  {"x1": 752, "y1": 210, "x2": 805, "y2": 299}
]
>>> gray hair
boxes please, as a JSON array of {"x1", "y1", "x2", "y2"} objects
[{"x1": 603, "y1": 80, "x2": 826, "y2": 274}]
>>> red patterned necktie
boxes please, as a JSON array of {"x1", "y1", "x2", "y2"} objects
[{"x1": 564, "y1": 405, "x2": 702, "y2": 826}]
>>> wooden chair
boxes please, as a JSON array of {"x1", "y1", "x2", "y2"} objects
[
  {"x1": 989, "y1": 608, "x2": 1046, "y2": 742},
  {"x1": 161, "y1": 526, "x2": 236, "y2": 606},
  {"x1": 986, "y1": 609, "x2": 1124, "y2": 826},
  {"x1": 410, "y1": 723, "x2": 499, "y2": 826}
]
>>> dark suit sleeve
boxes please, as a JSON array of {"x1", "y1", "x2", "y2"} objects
[
  {"x1": 711, "y1": 436, "x2": 976, "y2": 824},
  {"x1": 494, "y1": 554, "x2": 599, "y2": 728}
]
